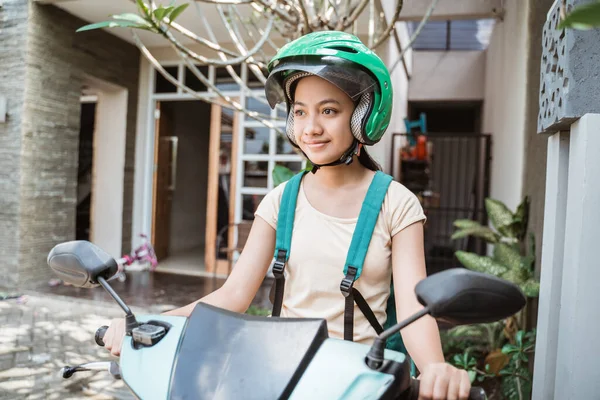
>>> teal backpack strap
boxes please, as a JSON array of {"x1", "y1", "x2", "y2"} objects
[
  {"x1": 340, "y1": 171, "x2": 392, "y2": 340},
  {"x1": 271, "y1": 170, "x2": 307, "y2": 317},
  {"x1": 339, "y1": 171, "x2": 415, "y2": 375}
]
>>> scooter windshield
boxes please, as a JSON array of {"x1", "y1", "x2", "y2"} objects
[{"x1": 168, "y1": 303, "x2": 328, "y2": 399}]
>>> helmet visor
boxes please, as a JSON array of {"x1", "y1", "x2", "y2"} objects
[{"x1": 265, "y1": 57, "x2": 377, "y2": 108}]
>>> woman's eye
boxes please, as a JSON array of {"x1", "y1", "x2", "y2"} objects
[
  {"x1": 294, "y1": 109, "x2": 305, "y2": 116},
  {"x1": 323, "y1": 108, "x2": 337, "y2": 115}
]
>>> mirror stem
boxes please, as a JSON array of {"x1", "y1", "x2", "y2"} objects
[
  {"x1": 97, "y1": 276, "x2": 139, "y2": 334},
  {"x1": 366, "y1": 306, "x2": 430, "y2": 370}
]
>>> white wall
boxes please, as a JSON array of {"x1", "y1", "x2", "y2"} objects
[
  {"x1": 132, "y1": 57, "x2": 153, "y2": 251},
  {"x1": 408, "y1": 51, "x2": 486, "y2": 101},
  {"x1": 482, "y1": 0, "x2": 529, "y2": 210},
  {"x1": 370, "y1": 22, "x2": 412, "y2": 174},
  {"x1": 87, "y1": 78, "x2": 128, "y2": 259},
  {"x1": 399, "y1": 0, "x2": 503, "y2": 21}
]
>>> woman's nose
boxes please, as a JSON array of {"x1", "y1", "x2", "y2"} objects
[{"x1": 301, "y1": 115, "x2": 323, "y2": 136}]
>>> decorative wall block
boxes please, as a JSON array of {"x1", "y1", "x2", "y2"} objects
[{"x1": 538, "y1": 0, "x2": 600, "y2": 134}]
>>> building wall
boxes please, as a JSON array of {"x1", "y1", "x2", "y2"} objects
[
  {"x1": 370, "y1": 22, "x2": 412, "y2": 174},
  {"x1": 0, "y1": 0, "x2": 28, "y2": 287},
  {"x1": 408, "y1": 51, "x2": 486, "y2": 101},
  {"x1": 523, "y1": 0, "x2": 556, "y2": 275},
  {"x1": 1, "y1": 2, "x2": 140, "y2": 288},
  {"x1": 482, "y1": 0, "x2": 529, "y2": 211}
]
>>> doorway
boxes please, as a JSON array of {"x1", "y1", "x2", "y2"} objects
[
  {"x1": 151, "y1": 100, "x2": 237, "y2": 276},
  {"x1": 401, "y1": 101, "x2": 490, "y2": 275},
  {"x1": 76, "y1": 98, "x2": 96, "y2": 241}
]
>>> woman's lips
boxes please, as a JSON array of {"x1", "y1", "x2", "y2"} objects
[{"x1": 304, "y1": 141, "x2": 329, "y2": 149}]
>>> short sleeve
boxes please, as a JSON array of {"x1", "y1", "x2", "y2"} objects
[
  {"x1": 387, "y1": 181, "x2": 427, "y2": 237},
  {"x1": 254, "y1": 182, "x2": 287, "y2": 230}
]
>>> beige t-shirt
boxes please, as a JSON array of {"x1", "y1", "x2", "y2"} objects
[{"x1": 255, "y1": 177, "x2": 426, "y2": 344}]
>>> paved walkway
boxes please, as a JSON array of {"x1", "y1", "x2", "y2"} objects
[{"x1": 0, "y1": 293, "x2": 163, "y2": 400}]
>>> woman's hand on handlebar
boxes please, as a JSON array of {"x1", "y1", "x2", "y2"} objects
[
  {"x1": 102, "y1": 318, "x2": 126, "y2": 356},
  {"x1": 418, "y1": 363, "x2": 471, "y2": 400}
]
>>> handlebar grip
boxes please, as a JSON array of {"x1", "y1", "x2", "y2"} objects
[
  {"x1": 95, "y1": 325, "x2": 109, "y2": 347},
  {"x1": 407, "y1": 378, "x2": 487, "y2": 400}
]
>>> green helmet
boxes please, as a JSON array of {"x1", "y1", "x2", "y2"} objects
[{"x1": 265, "y1": 31, "x2": 393, "y2": 146}]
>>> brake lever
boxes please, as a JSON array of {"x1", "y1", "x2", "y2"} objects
[{"x1": 60, "y1": 361, "x2": 121, "y2": 379}]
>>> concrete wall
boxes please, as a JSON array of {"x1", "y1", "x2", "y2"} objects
[
  {"x1": 409, "y1": 51, "x2": 486, "y2": 101},
  {"x1": 167, "y1": 101, "x2": 211, "y2": 253},
  {"x1": 0, "y1": 0, "x2": 28, "y2": 287},
  {"x1": 90, "y1": 81, "x2": 128, "y2": 259},
  {"x1": 0, "y1": 1, "x2": 140, "y2": 288},
  {"x1": 523, "y1": 0, "x2": 560, "y2": 275},
  {"x1": 399, "y1": 0, "x2": 503, "y2": 21},
  {"x1": 370, "y1": 22, "x2": 412, "y2": 174},
  {"x1": 482, "y1": 0, "x2": 529, "y2": 211}
]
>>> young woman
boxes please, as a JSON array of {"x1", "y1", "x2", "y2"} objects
[{"x1": 103, "y1": 31, "x2": 471, "y2": 399}]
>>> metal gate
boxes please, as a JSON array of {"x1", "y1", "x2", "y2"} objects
[{"x1": 390, "y1": 133, "x2": 492, "y2": 275}]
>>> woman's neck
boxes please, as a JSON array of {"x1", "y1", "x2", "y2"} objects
[{"x1": 306, "y1": 156, "x2": 372, "y2": 189}]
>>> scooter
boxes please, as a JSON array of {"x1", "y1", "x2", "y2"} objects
[{"x1": 47, "y1": 240, "x2": 526, "y2": 400}]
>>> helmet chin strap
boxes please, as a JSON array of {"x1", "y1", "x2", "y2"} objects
[{"x1": 308, "y1": 140, "x2": 361, "y2": 174}]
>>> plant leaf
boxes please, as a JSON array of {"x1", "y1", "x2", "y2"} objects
[
  {"x1": 451, "y1": 226, "x2": 499, "y2": 243},
  {"x1": 272, "y1": 164, "x2": 295, "y2": 187},
  {"x1": 558, "y1": 1, "x2": 600, "y2": 30},
  {"x1": 136, "y1": 0, "x2": 150, "y2": 15},
  {"x1": 453, "y1": 219, "x2": 484, "y2": 229},
  {"x1": 111, "y1": 13, "x2": 151, "y2": 27},
  {"x1": 168, "y1": 3, "x2": 189, "y2": 22},
  {"x1": 468, "y1": 370, "x2": 477, "y2": 383},
  {"x1": 492, "y1": 243, "x2": 522, "y2": 270},
  {"x1": 153, "y1": 6, "x2": 168, "y2": 21},
  {"x1": 455, "y1": 251, "x2": 509, "y2": 277},
  {"x1": 76, "y1": 20, "x2": 143, "y2": 32},
  {"x1": 520, "y1": 279, "x2": 540, "y2": 297},
  {"x1": 485, "y1": 198, "x2": 514, "y2": 234}
]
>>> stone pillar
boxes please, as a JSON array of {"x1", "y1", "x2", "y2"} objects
[
  {"x1": 531, "y1": 130, "x2": 569, "y2": 399},
  {"x1": 0, "y1": 0, "x2": 29, "y2": 287},
  {"x1": 555, "y1": 114, "x2": 600, "y2": 398}
]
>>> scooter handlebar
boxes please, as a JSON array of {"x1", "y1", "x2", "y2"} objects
[
  {"x1": 95, "y1": 325, "x2": 109, "y2": 347},
  {"x1": 406, "y1": 378, "x2": 487, "y2": 400}
]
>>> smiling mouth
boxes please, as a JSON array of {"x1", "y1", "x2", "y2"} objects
[{"x1": 304, "y1": 141, "x2": 329, "y2": 148}]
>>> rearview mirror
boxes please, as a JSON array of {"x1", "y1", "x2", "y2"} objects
[
  {"x1": 47, "y1": 241, "x2": 118, "y2": 288},
  {"x1": 415, "y1": 268, "x2": 526, "y2": 326}
]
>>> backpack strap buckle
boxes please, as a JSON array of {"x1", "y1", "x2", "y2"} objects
[
  {"x1": 340, "y1": 266, "x2": 358, "y2": 297},
  {"x1": 272, "y1": 249, "x2": 287, "y2": 278}
]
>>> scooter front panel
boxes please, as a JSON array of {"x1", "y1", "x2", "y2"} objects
[
  {"x1": 120, "y1": 315, "x2": 188, "y2": 400},
  {"x1": 289, "y1": 338, "x2": 407, "y2": 400}
]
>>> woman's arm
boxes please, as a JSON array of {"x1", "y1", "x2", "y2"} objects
[
  {"x1": 391, "y1": 221, "x2": 445, "y2": 370},
  {"x1": 391, "y1": 222, "x2": 471, "y2": 399},
  {"x1": 103, "y1": 217, "x2": 277, "y2": 356},
  {"x1": 164, "y1": 216, "x2": 277, "y2": 317}
]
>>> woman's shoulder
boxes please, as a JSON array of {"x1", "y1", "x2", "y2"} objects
[
  {"x1": 253, "y1": 179, "x2": 290, "y2": 230},
  {"x1": 382, "y1": 177, "x2": 426, "y2": 235},
  {"x1": 385, "y1": 178, "x2": 419, "y2": 203}
]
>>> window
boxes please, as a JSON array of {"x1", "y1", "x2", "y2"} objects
[{"x1": 408, "y1": 19, "x2": 495, "y2": 51}]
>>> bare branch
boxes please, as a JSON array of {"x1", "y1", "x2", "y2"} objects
[
  {"x1": 389, "y1": 0, "x2": 440, "y2": 73},
  {"x1": 133, "y1": 33, "x2": 286, "y2": 133},
  {"x1": 254, "y1": 0, "x2": 299, "y2": 25},
  {"x1": 370, "y1": 0, "x2": 404, "y2": 50},
  {"x1": 195, "y1": 0, "x2": 253, "y2": 4},
  {"x1": 216, "y1": 5, "x2": 268, "y2": 85},
  {"x1": 342, "y1": 0, "x2": 370, "y2": 30},
  {"x1": 297, "y1": 0, "x2": 313, "y2": 33}
]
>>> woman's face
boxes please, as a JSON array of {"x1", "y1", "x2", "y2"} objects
[{"x1": 292, "y1": 75, "x2": 355, "y2": 165}]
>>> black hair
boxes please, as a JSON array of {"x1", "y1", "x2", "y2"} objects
[{"x1": 357, "y1": 147, "x2": 382, "y2": 171}]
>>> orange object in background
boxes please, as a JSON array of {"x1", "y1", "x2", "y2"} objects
[{"x1": 415, "y1": 135, "x2": 428, "y2": 160}]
